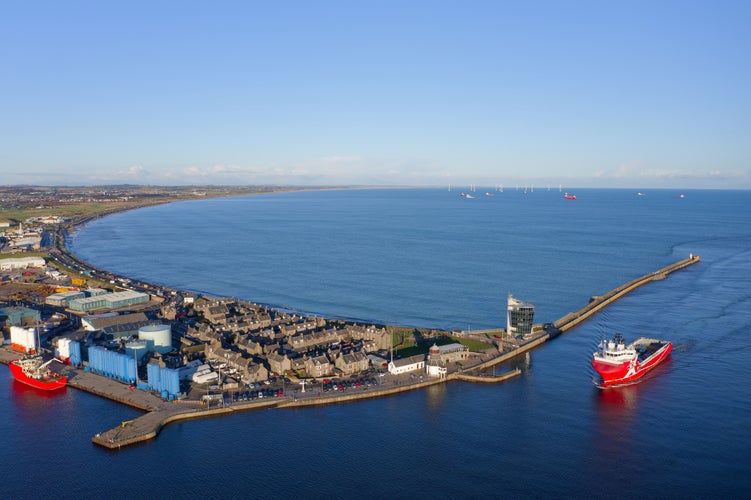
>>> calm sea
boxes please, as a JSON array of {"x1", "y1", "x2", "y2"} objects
[{"x1": 2, "y1": 188, "x2": 750, "y2": 499}]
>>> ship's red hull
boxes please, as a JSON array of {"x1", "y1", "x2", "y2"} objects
[
  {"x1": 9, "y1": 360, "x2": 68, "y2": 391},
  {"x1": 592, "y1": 340, "x2": 672, "y2": 388}
]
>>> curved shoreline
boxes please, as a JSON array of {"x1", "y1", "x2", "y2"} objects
[{"x1": 55, "y1": 187, "x2": 407, "y2": 321}]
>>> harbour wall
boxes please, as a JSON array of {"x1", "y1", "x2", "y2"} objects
[
  {"x1": 551, "y1": 255, "x2": 700, "y2": 333},
  {"x1": 277, "y1": 368, "x2": 523, "y2": 408}
]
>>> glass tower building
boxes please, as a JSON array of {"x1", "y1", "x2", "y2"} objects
[{"x1": 507, "y1": 294, "x2": 535, "y2": 338}]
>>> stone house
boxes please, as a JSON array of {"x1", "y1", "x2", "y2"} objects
[
  {"x1": 290, "y1": 356, "x2": 307, "y2": 374},
  {"x1": 304, "y1": 353, "x2": 332, "y2": 378},
  {"x1": 289, "y1": 328, "x2": 340, "y2": 352},
  {"x1": 335, "y1": 350, "x2": 370, "y2": 375},
  {"x1": 244, "y1": 363, "x2": 269, "y2": 384},
  {"x1": 267, "y1": 351, "x2": 292, "y2": 376},
  {"x1": 435, "y1": 343, "x2": 470, "y2": 363},
  {"x1": 347, "y1": 324, "x2": 391, "y2": 351},
  {"x1": 192, "y1": 299, "x2": 232, "y2": 324},
  {"x1": 235, "y1": 335, "x2": 263, "y2": 356}
]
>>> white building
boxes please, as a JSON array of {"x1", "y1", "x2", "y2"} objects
[
  {"x1": 426, "y1": 344, "x2": 448, "y2": 378},
  {"x1": 0, "y1": 256, "x2": 45, "y2": 271},
  {"x1": 10, "y1": 235, "x2": 42, "y2": 250},
  {"x1": 507, "y1": 294, "x2": 535, "y2": 338},
  {"x1": 388, "y1": 354, "x2": 425, "y2": 375},
  {"x1": 193, "y1": 369, "x2": 220, "y2": 384},
  {"x1": 45, "y1": 269, "x2": 65, "y2": 280},
  {"x1": 178, "y1": 359, "x2": 205, "y2": 381}
]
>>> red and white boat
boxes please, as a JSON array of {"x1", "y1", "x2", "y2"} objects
[
  {"x1": 9, "y1": 354, "x2": 68, "y2": 391},
  {"x1": 564, "y1": 192, "x2": 577, "y2": 200},
  {"x1": 592, "y1": 333, "x2": 672, "y2": 388}
]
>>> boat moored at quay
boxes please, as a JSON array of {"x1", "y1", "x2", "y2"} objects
[
  {"x1": 592, "y1": 333, "x2": 672, "y2": 388},
  {"x1": 9, "y1": 354, "x2": 68, "y2": 391}
]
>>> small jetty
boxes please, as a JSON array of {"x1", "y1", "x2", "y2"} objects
[{"x1": 2, "y1": 255, "x2": 699, "y2": 449}]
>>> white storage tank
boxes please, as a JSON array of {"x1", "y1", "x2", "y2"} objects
[
  {"x1": 10, "y1": 326, "x2": 37, "y2": 353},
  {"x1": 125, "y1": 340, "x2": 149, "y2": 364},
  {"x1": 138, "y1": 324, "x2": 172, "y2": 354},
  {"x1": 55, "y1": 338, "x2": 71, "y2": 362}
]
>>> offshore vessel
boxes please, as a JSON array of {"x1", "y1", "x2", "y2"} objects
[
  {"x1": 592, "y1": 333, "x2": 672, "y2": 388},
  {"x1": 9, "y1": 354, "x2": 68, "y2": 391}
]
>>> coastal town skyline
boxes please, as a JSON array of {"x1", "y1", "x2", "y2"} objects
[{"x1": 3, "y1": 1, "x2": 750, "y2": 189}]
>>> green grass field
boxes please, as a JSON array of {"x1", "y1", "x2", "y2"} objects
[{"x1": 388, "y1": 326, "x2": 494, "y2": 357}]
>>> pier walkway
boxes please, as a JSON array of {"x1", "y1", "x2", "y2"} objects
[
  {"x1": 1, "y1": 255, "x2": 699, "y2": 449},
  {"x1": 551, "y1": 254, "x2": 700, "y2": 333}
]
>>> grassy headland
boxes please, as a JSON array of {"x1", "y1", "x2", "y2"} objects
[{"x1": 0, "y1": 185, "x2": 310, "y2": 226}]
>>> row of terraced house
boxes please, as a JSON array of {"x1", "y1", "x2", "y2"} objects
[{"x1": 185, "y1": 298, "x2": 391, "y2": 384}]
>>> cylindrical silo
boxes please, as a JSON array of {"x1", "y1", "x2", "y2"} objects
[
  {"x1": 147, "y1": 363, "x2": 161, "y2": 391},
  {"x1": 125, "y1": 340, "x2": 149, "y2": 365},
  {"x1": 138, "y1": 324, "x2": 172, "y2": 354}
]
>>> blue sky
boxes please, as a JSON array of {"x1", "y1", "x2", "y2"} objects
[{"x1": 1, "y1": 0, "x2": 749, "y2": 188}]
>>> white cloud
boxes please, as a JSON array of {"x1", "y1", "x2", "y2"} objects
[
  {"x1": 178, "y1": 164, "x2": 267, "y2": 179},
  {"x1": 579, "y1": 161, "x2": 751, "y2": 188},
  {"x1": 114, "y1": 165, "x2": 148, "y2": 177}
]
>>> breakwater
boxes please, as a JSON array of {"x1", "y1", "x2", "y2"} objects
[
  {"x1": 551, "y1": 254, "x2": 700, "y2": 333},
  {"x1": 467, "y1": 254, "x2": 700, "y2": 375}
]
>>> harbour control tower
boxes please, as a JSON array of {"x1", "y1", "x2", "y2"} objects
[{"x1": 507, "y1": 294, "x2": 535, "y2": 339}]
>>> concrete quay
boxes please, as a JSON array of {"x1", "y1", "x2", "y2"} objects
[
  {"x1": 91, "y1": 399, "x2": 285, "y2": 449},
  {"x1": 0, "y1": 344, "x2": 519, "y2": 449},
  {"x1": 90, "y1": 366, "x2": 523, "y2": 448}
]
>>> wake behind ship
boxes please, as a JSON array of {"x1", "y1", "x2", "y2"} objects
[
  {"x1": 592, "y1": 333, "x2": 672, "y2": 388},
  {"x1": 9, "y1": 354, "x2": 68, "y2": 391}
]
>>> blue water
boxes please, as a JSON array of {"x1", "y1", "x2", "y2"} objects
[{"x1": 3, "y1": 188, "x2": 750, "y2": 498}]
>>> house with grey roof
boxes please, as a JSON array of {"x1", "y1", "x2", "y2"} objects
[
  {"x1": 304, "y1": 353, "x2": 332, "y2": 378},
  {"x1": 335, "y1": 350, "x2": 370, "y2": 375},
  {"x1": 267, "y1": 351, "x2": 292, "y2": 376}
]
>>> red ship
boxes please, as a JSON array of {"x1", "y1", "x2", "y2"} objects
[
  {"x1": 592, "y1": 333, "x2": 672, "y2": 388},
  {"x1": 9, "y1": 354, "x2": 68, "y2": 391},
  {"x1": 563, "y1": 192, "x2": 577, "y2": 200}
]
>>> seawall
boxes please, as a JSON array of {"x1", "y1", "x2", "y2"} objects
[
  {"x1": 552, "y1": 255, "x2": 700, "y2": 333},
  {"x1": 89, "y1": 365, "x2": 525, "y2": 449}
]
